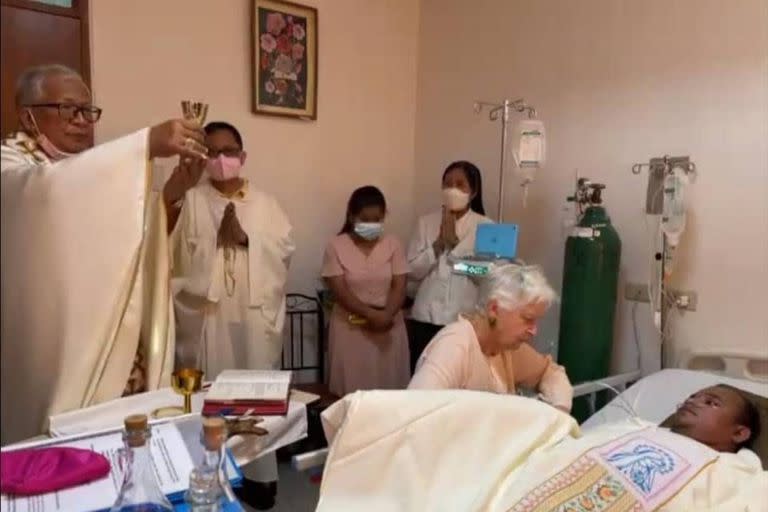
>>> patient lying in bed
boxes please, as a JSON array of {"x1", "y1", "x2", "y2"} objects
[
  {"x1": 316, "y1": 385, "x2": 767, "y2": 512},
  {"x1": 495, "y1": 385, "x2": 765, "y2": 511},
  {"x1": 667, "y1": 384, "x2": 759, "y2": 454}
]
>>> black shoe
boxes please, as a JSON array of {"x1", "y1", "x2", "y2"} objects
[{"x1": 234, "y1": 479, "x2": 277, "y2": 510}]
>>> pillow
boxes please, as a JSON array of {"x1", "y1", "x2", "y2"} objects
[{"x1": 660, "y1": 384, "x2": 768, "y2": 469}]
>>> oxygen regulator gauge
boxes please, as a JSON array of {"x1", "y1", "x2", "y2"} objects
[{"x1": 567, "y1": 178, "x2": 606, "y2": 206}]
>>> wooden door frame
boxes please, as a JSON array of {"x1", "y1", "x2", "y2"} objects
[{"x1": 0, "y1": 0, "x2": 90, "y2": 86}]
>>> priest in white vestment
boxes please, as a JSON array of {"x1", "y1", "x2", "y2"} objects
[
  {"x1": 0, "y1": 64, "x2": 210, "y2": 445},
  {"x1": 169, "y1": 121, "x2": 294, "y2": 503}
]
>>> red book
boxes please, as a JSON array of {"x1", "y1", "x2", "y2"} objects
[
  {"x1": 201, "y1": 401, "x2": 289, "y2": 417},
  {"x1": 203, "y1": 370, "x2": 292, "y2": 417}
]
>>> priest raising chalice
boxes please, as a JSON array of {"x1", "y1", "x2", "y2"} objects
[{"x1": 1, "y1": 64, "x2": 209, "y2": 445}]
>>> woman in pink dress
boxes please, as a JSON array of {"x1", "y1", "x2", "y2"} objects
[{"x1": 321, "y1": 186, "x2": 410, "y2": 397}]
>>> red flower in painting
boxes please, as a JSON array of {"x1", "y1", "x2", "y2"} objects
[
  {"x1": 260, "y1": 33, "x2": 277, "y2": 53},
  {"x1": 274, "y1": 54, "x2": 294, "y2": 75},
  {"x1": 292, "y1": 43, "x2": 305, "y2": 62},
  {"x1": 277, "y1": 35, "x2": 291, "y2": 54},
  {"x1": 274, "y1": 79, "x2": 288, "y2": 95},
  {"x1": 266, "y1": 12, "x2": 286, "y2": 35},
  {"x1": 292, "y1": 24, "x2": 306, "y2": 41},
  {"x1": 260, "y1": 52, "x2": 269, "y2": 70}
]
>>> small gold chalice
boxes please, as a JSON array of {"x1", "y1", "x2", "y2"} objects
[
  {"x1": 150, "y1": 367, "x2": 204, "y2": 418},
  {"x1": 180, "y1": 100, "x2": 209, "y2": 164},
  {"x1": 171, "y1": 367, "x2": 204, "y2": 414},
  {"x1": 182, "y1": 100, "x2": 208, "y2": 126}
]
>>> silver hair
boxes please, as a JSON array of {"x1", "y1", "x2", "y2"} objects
[
  {"x1": 15, "y1": 64, "x2": 84, "y2": 106},
  {"x1": 476, "y1": 263, "x2": 558, "y2": 312}
]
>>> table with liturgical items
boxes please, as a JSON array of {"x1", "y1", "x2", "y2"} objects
[
  {"x1": 46, "y1": 386, "x2": 309, "y2": 468},
  {"x1": 1, "y1": 387, "x2": 308, "y2": 511}
]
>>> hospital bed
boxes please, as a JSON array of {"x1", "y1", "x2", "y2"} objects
[
  {"x1": 290, "y1": 350, "x2": 768, "y2": 471},
  {"x1": 582, "y1": 352, "x2": 767, "y2": 431}
]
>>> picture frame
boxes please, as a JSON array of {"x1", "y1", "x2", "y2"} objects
[{"x1": 251, "y1": 0, "x2": 318, "y2": 120}]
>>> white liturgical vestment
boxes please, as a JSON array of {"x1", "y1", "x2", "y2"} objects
[
  {"x1": 1, "y1": 130, "x2": 174, "y2": 445},
  {"x1": 171, "y1": 178, "x2": 294, "y2": 380}
]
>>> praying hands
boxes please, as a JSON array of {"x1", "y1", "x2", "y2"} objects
[{"x1": 218, "y1": 202, "x2": 248, "y2": 248}]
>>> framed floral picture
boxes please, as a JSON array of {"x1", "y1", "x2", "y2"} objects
[{"x1": 252, "y1": 0, "x2": 318, "y2": 119}]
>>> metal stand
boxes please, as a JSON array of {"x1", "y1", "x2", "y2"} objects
[
  {"x1": 660, "y1": 236, "x2": 667, "y2": 367},
  {"x1": 631, "y1": 155, "x2": 696, "y2": 368},
  {"x1": 473, "y1": 98, "x2": 536, "y2": 222}
]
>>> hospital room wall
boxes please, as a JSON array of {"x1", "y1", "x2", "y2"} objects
[
  {"x1": 89, "y1": 0, "x2": 420, "y2": 297},
  {"x1": 414, "y1": 0, "x2": 768, "y2": 373}
]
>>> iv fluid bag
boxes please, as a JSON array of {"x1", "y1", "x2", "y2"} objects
[
  {"x1": 661, "y1": 167, "x2": 688, "y2": 247},
  {"x1": 513, "y1": 119, "x2": 546, "y2": 173},
  {"x1": 511, "y1": 119, "x2": 545, "y2": 208}
]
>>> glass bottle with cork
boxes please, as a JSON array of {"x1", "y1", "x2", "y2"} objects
[
  {"x1": 183, "y1": 416, "x2": 243, "y2": 511},
  {"x1": 110, "y1": 414, "x2": 174, "y2": 512}
]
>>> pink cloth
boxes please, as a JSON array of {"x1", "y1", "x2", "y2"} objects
[
  {"x1": 0, "y1": 446, "x2": 110, "y2": 496},
  {"x1": 322, "y1": 234, "x2": 411, "y2": 396}
]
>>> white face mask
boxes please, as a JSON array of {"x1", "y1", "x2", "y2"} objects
[
  {"x1": 442, "y1": 187, "x2": 470, "y2": 211},
  {"x1": 353, "y1": 222, "x2": 383, "y2": 241}
]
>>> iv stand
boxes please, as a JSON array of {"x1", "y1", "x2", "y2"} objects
[
  {"x1": 631, "y1": 155, "x2": 696, "y2": 368},
  {"x1": 474, "y1": 98, "x2": 536, "y2": 222}
]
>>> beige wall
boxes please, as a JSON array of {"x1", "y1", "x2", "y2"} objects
[
  {"x1": 90, "y1": 0, "x2": 420, "y2": 295},
  {"x1": 414, "y1": 0, "x2": 768, "y2": 373},
  {"x1": 90, "y1": 0, "x2": 768, "y2": 375}
]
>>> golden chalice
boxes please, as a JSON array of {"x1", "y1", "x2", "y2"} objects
[
  {"x1": 171, "y1": 368, "x2": 204, "y2": 414},
  {"x1": 179, "y1": 100, "x2": 209, "y2": 165},
  {"x1": 150, "y1": 367, "x2": 204, "y2": 418},
  {"x1": 182, "y1": 100, "x2": 208, "y2": 126}
]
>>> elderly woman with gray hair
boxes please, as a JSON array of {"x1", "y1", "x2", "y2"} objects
[{"x1": 408, "y1": 264, "x2": 573, "y2": 412}]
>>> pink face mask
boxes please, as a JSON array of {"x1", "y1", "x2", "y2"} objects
[
  {"x1": 27, "y1": 109, "x2": 75, "y2": 162},
  {"x1": 206, "y1": 154, "x2": 243, "y2": 181},
  {"x1": 37, "y1": 134, "x2": 75, "y2": 161}
]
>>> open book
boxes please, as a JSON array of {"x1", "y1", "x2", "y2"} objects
[{"x1": 203, "y1": 370, "x2": 293, "y2": 416}]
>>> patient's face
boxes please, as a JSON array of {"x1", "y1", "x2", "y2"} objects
[
  {"x1": 494, "y1": 300, "x2": 548, "y2": 349},
  {"x1": 670, "y1": 385, "x2": 752, "y2": 452}
]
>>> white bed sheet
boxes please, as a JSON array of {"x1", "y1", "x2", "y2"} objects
[{"x1": 582, "y1": 368, "x2": 768, "y2": 430}]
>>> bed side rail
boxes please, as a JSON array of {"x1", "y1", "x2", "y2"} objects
[
  {"x1": 292, "y1": 447, "x2": 329, "y2": 471},
  {"x1": 572, "y1": 370, "x2": 642, "y2": 416}
]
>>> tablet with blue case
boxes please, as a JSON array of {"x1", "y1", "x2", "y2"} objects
[{"x1": 474, "y1": 223, "x2": 518, "y2": 260}]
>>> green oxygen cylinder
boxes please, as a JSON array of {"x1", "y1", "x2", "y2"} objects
[{"x1": 557, "y1": 180, "x2": 621, "y2": 423}]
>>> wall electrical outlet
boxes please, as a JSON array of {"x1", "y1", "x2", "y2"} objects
[
  {"x1": 624, "y1": 283, "x2": 698, "y2": 312},
  {"x1": 625, "y1": 283, "x2": 650, "y2": 303},
  {"x1": 671, "y1": 290, "x2": 698, "y2": 312}
]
